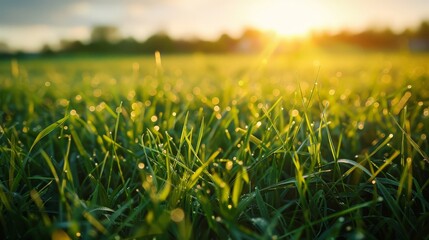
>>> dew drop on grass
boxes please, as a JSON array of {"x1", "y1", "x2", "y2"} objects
[
  {"x1": 226, "y1": 161, "x2": 233, "y2": 171},
  {"x1": 138, "y1": 163, "x2": 145, "y2": 169},
  {"x1": 338, "y1": 217, "x2": 345, "y2": 222},
  {"x1": 146, "y1": 175, "x2": 153, "y2": 183}
]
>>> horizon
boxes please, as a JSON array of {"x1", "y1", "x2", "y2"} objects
[{"x1": 1, "y1": 0, "x2": 429, "y2": 52}]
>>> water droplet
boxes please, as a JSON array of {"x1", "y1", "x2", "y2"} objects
[{"x1": 170, "y1": 208, "x2": 185, "y2": 223}]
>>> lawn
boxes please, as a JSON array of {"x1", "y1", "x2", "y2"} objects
[{"x1": 1, "y1": 51, "x2": 429, "y2": 239}]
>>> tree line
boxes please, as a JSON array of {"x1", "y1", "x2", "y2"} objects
[
  {"x1": 1, "y1": 20, "x2": 429, "y2": 58},
  {"x1": 50, "y1": 21, "x2": 429, "y2": 55}
]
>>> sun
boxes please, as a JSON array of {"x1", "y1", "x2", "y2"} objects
[{"x1": 245, "y1": 1, "x2": 323, "y2": 38}]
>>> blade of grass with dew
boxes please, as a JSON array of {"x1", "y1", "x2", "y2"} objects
[
  {"x1": 390, "y1": 113, "x2": 429, "y2": 163},
  {"x1": 29, "y1": 115, "x2": 69, "y2": 153},
  {"x1": 337, "y1": 159, "x2": 372, "y2": 178},
  {"x1": 368, "y1": 150, "x2": 400, "y2": 183},
  {"x1": 187, "y1": 148, "x2": 221, "y2": 190}
]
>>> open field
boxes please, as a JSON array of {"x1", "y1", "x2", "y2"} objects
[{"x1": 1, "y1": 52, "x2": 429, "y2": 239}]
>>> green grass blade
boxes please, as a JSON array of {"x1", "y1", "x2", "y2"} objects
[{"x1": 29, "y1": 115, "x2": 69, "y2": 153}]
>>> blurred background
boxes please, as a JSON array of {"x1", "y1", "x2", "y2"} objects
[{"x1": 1, "y1": 0, "x2": 429, "y2": 56}]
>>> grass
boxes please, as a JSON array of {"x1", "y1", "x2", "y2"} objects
[{"x1": 1, "y1": 51, "x2": 429, "y2": 239}]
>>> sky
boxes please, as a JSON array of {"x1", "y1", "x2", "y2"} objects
[{"x1": 1, "y1": 0, "x2": 429, "y2": 51}]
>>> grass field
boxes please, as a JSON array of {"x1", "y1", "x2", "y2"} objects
[{"x1": 1, "y1": 51, "x2": 429, "y2": 239}]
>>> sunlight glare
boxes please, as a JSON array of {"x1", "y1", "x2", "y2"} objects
[{"x1": 246, "y1": 1, "x2": 324, "y2": 37}]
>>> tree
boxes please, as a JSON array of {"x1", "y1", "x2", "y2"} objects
[
  {"x1": 143, "y1": 32, "x2": 175, "y2": 52},
  {"x1": 0, "y1": 41, "x2": 10, "y2": 53},
  {"x1": 216, "y1": 33, "x2": 237, "y2": 52},
  {"x1": 90, "y1": 25, "x2": 121, "y2": 43},
  {"x1": 415, "y1": 21, "x2": 429, "y2": 38},
  {"x1": 41, "y1": 44, "x2": 55, "y2": 55}
]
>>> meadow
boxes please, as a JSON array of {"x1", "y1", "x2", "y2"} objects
[{"x1": 1, "y1": 51, "x2": 429, "y2": 239}]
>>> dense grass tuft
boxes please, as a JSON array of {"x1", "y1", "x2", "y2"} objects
[{"x1": 1, "y1": 53, "x2": 429, "y2": 239}]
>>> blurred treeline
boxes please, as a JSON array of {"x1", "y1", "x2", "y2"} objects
[
  {"x1": 312, "y1": 21, "x2": 429, "y2": 51},
  {"x1": 1, "y1": 20, "x2": 429, "y2": 57}
]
